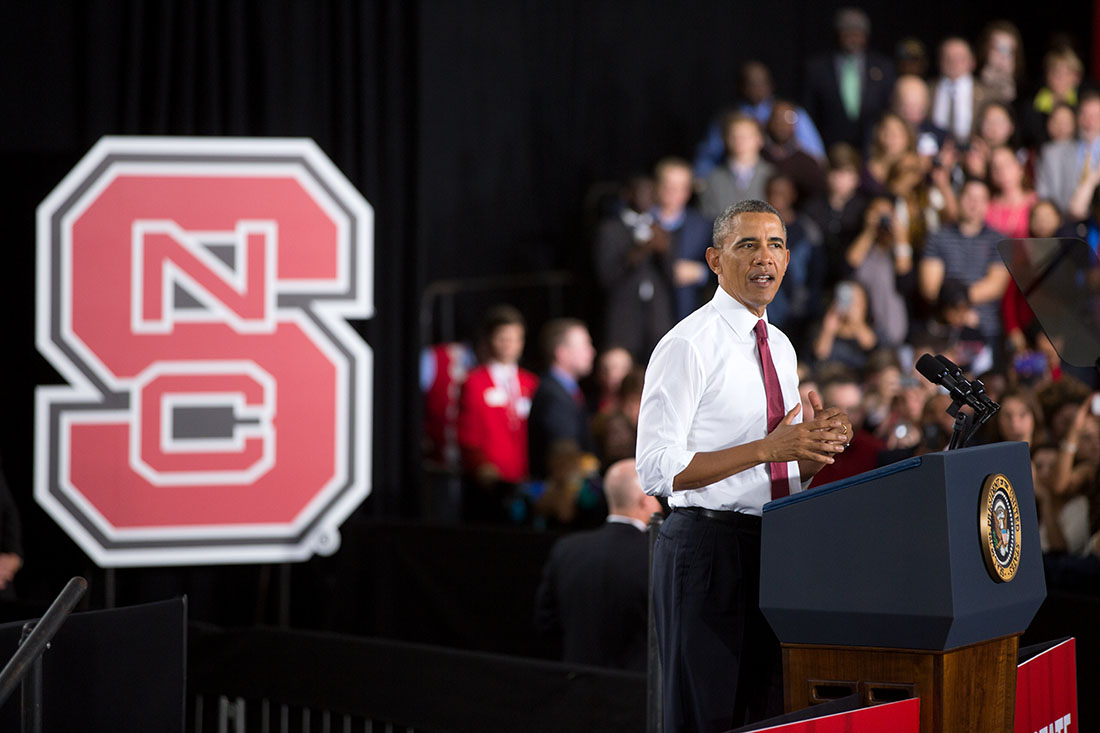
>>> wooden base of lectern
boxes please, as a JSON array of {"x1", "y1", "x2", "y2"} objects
[{"x1": 783, "y1": 634, "x2": 1018, "y2": 733}]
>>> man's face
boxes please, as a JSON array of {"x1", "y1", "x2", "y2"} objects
[
  {"x1": 959, "y1": 181, "x2": 990, "y2": 224},
  {"x1": 940, "y1": 40, "x2": 974, "y2": 79},
  {"x1": 767, "y1": 103, "x2": 797, "y2": 144},
  {"x1": 741, "y1": 63, "x2": 772, "y2": 105},
  {"x1": 823, "y1": 383, "x2": 865, "y2": 430},
  {"x1": 1077, "y1": 99, "x2": 1100, "y2": 140},
  {"x1": 558, "y1": 326, "x2": 596, "y2": 378},
  {"x1": 705, "y1": 212, "x2": 789, "y2": 317},
  {"x1": 656, "y1": 165, "x2": 693, "y2": 212},
  {"x1": 894, "y1": 78, "x2": 929, "y2": 126},
  {"x1": 837, "y1": 28, "x2": 867, "y2": 54},
  {"x1": 725, "y1": 120, "x2": 763, "y2": 158}
]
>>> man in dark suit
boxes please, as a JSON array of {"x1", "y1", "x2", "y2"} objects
[
  {"x1": 653, "y1": 157, "x2": 714, "y2": 321},
  {"x1": 803, "y1": 7, "x2": 896, "y2": 149},
  {"x1": 534, "y1": 458, "x2": 662, "y2": 672},
  {"x1": 527, "y1": 318, "x2": 597, "y2": 479}
]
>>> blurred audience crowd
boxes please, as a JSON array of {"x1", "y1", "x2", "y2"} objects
[{"x1": 423, "y1": 8, "x2": 1100, "y2": 642}]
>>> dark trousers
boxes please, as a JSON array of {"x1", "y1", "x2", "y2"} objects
[{"x1": 652, "y1": 508, "x2": 782, "y2": 733}]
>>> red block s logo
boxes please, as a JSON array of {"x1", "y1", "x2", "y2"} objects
[{"x1": 36, "y1": 137, "x2": 373, "y2": 566}]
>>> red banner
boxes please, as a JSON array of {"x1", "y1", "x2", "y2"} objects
[
  {"x1": 1015, "y1": 638, "x2": 1077, "y2": 733},
  {"x1": 746, "y1": 698, "x2": 919, "y2": 732}
]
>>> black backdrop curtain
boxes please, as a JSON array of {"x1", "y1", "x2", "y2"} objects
[{"x1": 0, "y1": 0, "x2": 1092, "y2": 612}]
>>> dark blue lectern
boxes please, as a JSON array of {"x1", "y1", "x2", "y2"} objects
[{"x1": 760, "y1": 442, "x2": 1046, "y2": 733}]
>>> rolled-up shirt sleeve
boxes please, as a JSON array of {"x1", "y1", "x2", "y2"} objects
[{"x1": 636, "y1": 336, "x2": 705, "y2": 497}]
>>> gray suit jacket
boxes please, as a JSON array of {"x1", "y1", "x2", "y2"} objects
[{"x1": 700, "y1": 160, "x2": 777, "y2": 220}]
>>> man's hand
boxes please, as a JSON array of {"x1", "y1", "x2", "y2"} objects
[
  {"x1": 787, "y1": 390, "x2": 852, "y2": 480},
  {"x1": 762, "y1": 398, "x2": 848, "y2": 466}
]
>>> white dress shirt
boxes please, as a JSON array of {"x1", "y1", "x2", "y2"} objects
[
  {"x1": 636, "y1": 287, "x2": 805, "y2": 514},
  {"x1": 931, "y1": 75, "x2": 974, "y2": 142}
]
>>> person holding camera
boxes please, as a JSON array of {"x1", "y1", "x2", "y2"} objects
[
  {"x1": 812, "y1": 280, "x2": 877, "y2": 370},
  {"x1": 844, "y1": 197, "x2": 913, "y2": 347}
]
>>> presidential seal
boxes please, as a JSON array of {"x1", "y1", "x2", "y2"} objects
[{"x1": 979, "y1": 474, "x2": 1021, "y2": 583}]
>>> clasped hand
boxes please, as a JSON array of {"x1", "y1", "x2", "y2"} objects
[{"x1": 762, "y1": 391, "x2": 851, "y2": 466}]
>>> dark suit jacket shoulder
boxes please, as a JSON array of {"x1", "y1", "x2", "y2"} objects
[
  {"x1": 534, "y1": 521, "x2": 650, "y2": 672},
  {"x1": 527, "y1": 373, "x2": 592, "y2": 478}
]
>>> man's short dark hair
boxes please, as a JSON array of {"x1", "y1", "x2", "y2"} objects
[
  {"x1": 712, "y1": 199, "x2": 786, "y2": 247},
  {"x1": 540, "y1": 317, "x2": 586, "y2": 365}
]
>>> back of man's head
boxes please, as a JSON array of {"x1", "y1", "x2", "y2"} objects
[{"x1": 604, "y1": 459, "x2": 652, "y2": 519}]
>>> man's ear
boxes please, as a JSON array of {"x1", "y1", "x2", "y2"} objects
[{"x1": 705, "y1": 246, "x2": 721, "y2": 275}]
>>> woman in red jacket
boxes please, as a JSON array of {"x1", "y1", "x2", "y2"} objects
[{"x1": 457, "y1": 304, "x2": 539, "y2": 522}]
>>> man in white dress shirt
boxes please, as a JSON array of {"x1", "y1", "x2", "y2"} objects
[
  {"x1": 931, "y1": 37, "x2": 982, "y2": 144},
  {"x1": 636, "y1": 200, "x2": 852, "y2": 732}
]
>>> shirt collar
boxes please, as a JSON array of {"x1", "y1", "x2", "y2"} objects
[
  {"x1": 710, "y1": 286, "x2": 767, "y2": 339},
  {"x1": 487, "y1": 361, "x2": 517, "y2": 383},
  {"x1": 549, "y1": 365, "x2": 579, "y2": 394},
  {"x1": 607, "y1": 515, "x2": 648, "y2": 532}
]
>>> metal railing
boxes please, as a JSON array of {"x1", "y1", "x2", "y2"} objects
[
  {"x1": 0, "y1": 577, "x2": 88, "y2": 733},
  {"x1": 418, "y1": 270, "x2": 575, "y2": 346}
]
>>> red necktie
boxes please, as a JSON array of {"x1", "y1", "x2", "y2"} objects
[{"x1": 754, "y1": 320, "x2": 789, "y2": 500}]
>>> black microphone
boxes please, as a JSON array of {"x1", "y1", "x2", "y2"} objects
[
  {"x1": 915, "y1": 354, "x2": 985, "y2": 411},
  {"x1": 933, "y1": 354, "x2": 997, "y2": 411}
]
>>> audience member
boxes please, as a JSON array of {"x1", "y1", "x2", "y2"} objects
[
  {"x1": 861, "y1": 112, "x2": 915, "y2": 197},
  {"x1": 802, "y1": 143, "x2": 868, "y2": 283},
  {"x1": 700, "y1": 113, "x2": 776, "y2": 219},
  {"x1": 592, "y1": 366, "x2": 646, "y2": 468},
  {"x1": 1049, "y1": 394, "x2": 1100, "y2": 499},
  {"x1": 594, "y1": 175, "x2": 675, "y2": 362},
  {"x1": 420, "y1": 341, "x2": 476, "y2": 471},
  {"x1": 1023, "y1": 47, "x2": 1084, "y2": 146},
  {"x1": 811, "y1": 280, "x2": 876, "y2": 370},
  {"x1": 810, "y1": 372, "x2": 884, "y2": 486},
  {"x1": 892, "y1": 74, "x2": 948, "y2": 161},
  {"x1": 861, "y1": 348, "x2": 903, "y2": 434},
  {"x1": 919, "y1": 179, "x2": 1010, "y2": 348},
  {"x1": 694, "y1": 61, "x2": 826, "y2": 179},
  {"x1": 1032, "y1": 442, "x2": 1094, "y2": 559},
  {"x1": 987, "y1": 145, "x2": 1036, "y2": 237},
  {"x1": 930, "y1": 37, "x2": 985, "y2": 144},
  {"x1": 887, "y1": 150, "x2": 953, "y2": 251},
  {"x1": 894, "y1": 37, "x2": 929, "y2": 78},
  {"x1": 845, "y1": 197, "x2": 914, "y2": 347},
  {"x1": 534, "y1": 458, "x2": 662, "y2": 672},
  {"x1": 931, "y1": 279, "x2": 993, "y2": 375},
  {"x1": 762, "y1": 100, "x2": 827, "y2": 202},
  {"x1": 594, "y1": 346, "x2": 633, "y2": 414},
  {"x1": 1037, "y1": 90, "x2": 1100, "y2": 212},
  {"x1": 1045, "y1": 101, "x2": 1077, "y2": 145},
  {"x1": 977, "y1": 21, "x2": 1025, "y2": 106},
  {"x1": 456, "y1": 306, "x2": 539, "y2": 523},
  {"x1": 993, "y1": 387, "x2": 1045, "y2": 446},
  {"x1": 528, "y1": 318, "x2": 597, "y2": 480},
  {"x1": 803, "y1": 7, "x2": 896, "y2": 148},
  {"x1": 652, "y1": 157, "x2": 714, "y2": 320}
]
